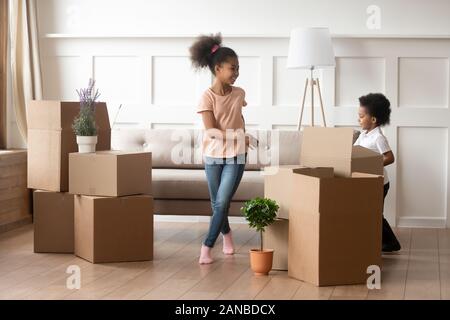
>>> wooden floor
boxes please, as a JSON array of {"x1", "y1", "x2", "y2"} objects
[{"x1": 0, "y1": 222, "x2": 449, "y2": 300}]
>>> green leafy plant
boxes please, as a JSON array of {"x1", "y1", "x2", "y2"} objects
[
  {"x1": 72, "y1": 79, "x2": 100, "y2": 136},
  {"x1": 241, "y1": 197, "x2": 279, "y2": 251}
]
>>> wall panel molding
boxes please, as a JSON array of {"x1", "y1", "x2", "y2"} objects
[{"x1": 36, "y1": 36, "x2": 450, "y2": 227}]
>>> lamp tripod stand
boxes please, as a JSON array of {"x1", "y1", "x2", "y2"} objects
[{"x1": 297, "y1": 67, "x2": 327, "y2": 130}]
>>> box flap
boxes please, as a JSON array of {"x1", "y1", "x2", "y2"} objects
[
  {"x1": 292, "y1": 167, "x2": 334, "y2": 178},
  {"x1": 61, "y1": 101, "x2": 111, "y2": 131},
  {"x1": 351, "y1": 147, "x2": 384, "y2": 176},
  {"x1": 300, "y1": 128, "x2": 354, "y2": 176},
  {"x1": 351, "y1": 172, "x2": 383, "y2": 178},
  {"x1": 28, "y1": 101, "x2": 111, "y2": 132},
  {"x1": 301, "y1": 127, "x2": 354, "y2": 163},
  {"x1": 92, "y1": 102, "x2": 111, "y2": 131},
  {"x1": 28, "y1": 100, "x2": 65, "y2": 131},
  {"x1": 352, "y1": 145, "x2": 381, "y2": 159}
]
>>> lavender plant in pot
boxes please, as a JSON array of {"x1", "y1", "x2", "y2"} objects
[
  {"x1": 72, "y1": 79, "x2": 100, "y2": 153},
  {"x1": 241, "y1": 197, "x2": 279, "y2": 276}
]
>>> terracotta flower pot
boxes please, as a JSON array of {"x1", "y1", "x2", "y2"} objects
[{"x1": 249, "y1": 248, "x2": 274, "y2": 276}]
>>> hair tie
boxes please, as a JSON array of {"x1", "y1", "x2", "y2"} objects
[{"x1": 211, "y1": 44, "x2": 220, "y2": 54}]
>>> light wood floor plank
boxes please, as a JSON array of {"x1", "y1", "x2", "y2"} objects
[
  {"x1": 404, "y1": 228, "x2": 441, "y2": 300},
  {"x1": 217, "y1": 267, "x2": 272, "y2": 300},
  {"x1": 24, "y1": 222, "x2": 207, "y2": 300},
  {"x1": 254, "y1": 271, "x2": 302, "y2": 300},
  {"x1": 291, "y1": 281, "x2": 334, "y2": 300},
  {"x1": 141, "y1": 224, "x2": 256, "y2": 300},
  {"x1": 438, "y1": 228, "x2": 450, "y2": 300},
  {"x1": 102, "y1": 223, "x2": 211, "y2": 299},
  {"x1": 179, "y1": 232, "x2": 258, "y2": 300},
  {"x1": 367, "y1": 227, "x2": 412, "y2": 300},
  {"x1": 0, "y1": 223, "x2": 446, "y2": 300}
]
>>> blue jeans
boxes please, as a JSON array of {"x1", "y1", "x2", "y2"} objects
[{"x1": 203, "y1": 153, "x2": 246, "y2": 248}]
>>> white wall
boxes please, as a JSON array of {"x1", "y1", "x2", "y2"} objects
[
  {"x1": 8, "y1": 0, "x2": 450, "y2": 227},
  {"x1": 36, "y1": 0, "x2": 450, "y2": 37}
]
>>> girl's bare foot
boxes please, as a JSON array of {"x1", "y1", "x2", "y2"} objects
[
  {"x1": 223, "y1": 231, "x2": 235, "y2": 255},
  {"x1": 199, "y1": 244, "x2": 214, "y2": 264}
]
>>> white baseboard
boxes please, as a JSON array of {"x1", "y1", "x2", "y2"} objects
[
  {"x1": 154, "y1": 215, "x2": 246, "y2": 224},
  {"x1": 397, "y1": 216, "x2": 447, "y2": 228}
]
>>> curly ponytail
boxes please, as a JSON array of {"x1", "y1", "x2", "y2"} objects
[{"x1": 189, "y1": 33, "x2": 238, "y2": 75}]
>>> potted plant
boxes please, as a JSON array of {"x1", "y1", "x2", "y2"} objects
[
  {"x1": 72, "y1": 79, "x2": 100, "y2": 153},
  {"x1": 241, "y1": 197, "x2": 279, "y2": 276}
]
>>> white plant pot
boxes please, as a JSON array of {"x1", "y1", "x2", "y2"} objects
[{"x1": 76, "y1": 135, "x2": 98, "y2": 153}]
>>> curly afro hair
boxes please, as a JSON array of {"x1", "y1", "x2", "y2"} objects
[
  {"x1": 189, "y1": 33, "x2": 237, "y2": 74},
  {"x1": 359, "y1": 93, "x2": 391, "y2": 126}
]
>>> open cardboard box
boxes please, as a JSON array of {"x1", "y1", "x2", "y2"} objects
[
  {"x1": 264, "y1": 127, "x2": 382, "y2": 220},
  {"x1": 27, "y1": 101, "x2": 111, "y2": 192},
  {"x1": 300, "y1": 127, "x2": 383, "y2": 177},
  {"x1": 263, "y1": 128, "x2": 384, "y2": 278},
  {"x1": 288, "y1": 167, "x2": 384, "y2": 286}
]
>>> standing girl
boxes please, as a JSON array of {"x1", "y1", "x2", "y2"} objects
[{"x1": 189, "y1": 33, "x2": 257, "y2": 264}]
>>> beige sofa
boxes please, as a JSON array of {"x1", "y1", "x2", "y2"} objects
[{"x1": 112, "y1": 128, "x2": 359, "y2": 216}]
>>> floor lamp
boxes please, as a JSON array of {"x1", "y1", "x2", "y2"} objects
[{"x1": 287, "y1": 27, "x2": 335, "y2": 130}]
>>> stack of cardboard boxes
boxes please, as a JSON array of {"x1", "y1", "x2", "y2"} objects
[
  {"x1": 29, "y1": 100, "x2": 153, "y2": 264},
  {"x1": 29, "y1": 101, "x2": 111, "y2": 253},
  {"x1": 69, "y1": 151, "x2": 153, "y2": 263},
  {"x1": 264, "y1": 127, "x2": 384, "y2": 286}
]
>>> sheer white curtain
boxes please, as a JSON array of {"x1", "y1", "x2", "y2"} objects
[{"x1": 9, "y1": 0, "x2": 42, "y2": 143}]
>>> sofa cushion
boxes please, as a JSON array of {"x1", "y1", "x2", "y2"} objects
[
  {"x1": 112, "y1": 128, "x2": 201, "y2": 169},
  {"x1": 152, "y1": 168, "x2": 264, "y2": 200}
]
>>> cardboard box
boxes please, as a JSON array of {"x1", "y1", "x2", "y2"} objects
[
  {"x1": 69, "y1": 151, "x2": 152, "y2": 197},
  {"x1": 262, "y1": 218, "x2": 289, "y2": 270},
  {"x1": 300, "y1": 127, "x2": 383, "y2": 177},
  {"x1": 27, "y1": 101, "x2": 111, "y2": 192},
  {"x1": 263, "y1": 165, "x2": 333, "y2": 219},
  {"x1": 74, "y1": 195, "x2": 153, "y2": 263},
  {"x1": 288, "y1": 168, "x2": 383, "y2": 286},
  {"x1": 33, "y1": 190, "x2": 74, "y2": 253}
]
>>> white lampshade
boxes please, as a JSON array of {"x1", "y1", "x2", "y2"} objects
[{"x1": 287, "y1": 27, "x2": 335, "y2": 69}]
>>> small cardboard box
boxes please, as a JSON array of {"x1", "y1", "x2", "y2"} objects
[
  {"x1": 33, "y1": 190, "x2": 74, "y2": 253},
  {"x1": 262, "y1": 218, "x2": 289, "y2": 270},
  {"x1": 74, "y1": 195, "x2": 153, "y2": 263},
  {"x1": 69, "y1": 151, "x2": 152, "y2": 197},
  {"x1": 27, "y1": 101, "x2": 111, "y2": 192},
  {"x1": 300, "y1": 127, "x2": 383, "y2": 177},
  {"x1": 263, "y1": 165, "x2": 333, "y2": 219},
  {"x1": 288, "y1": 168, "x2": 383, "y2": 286}
]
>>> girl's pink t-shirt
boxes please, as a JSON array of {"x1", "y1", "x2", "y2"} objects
[{"x1": 197, "y1": 86, "x2": 247, "y2": 158}]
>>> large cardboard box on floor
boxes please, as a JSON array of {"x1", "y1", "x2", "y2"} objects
[
  {"x1": 74, "y1": 195, "x2": 153, "y2": 263},
  {"x1": 69, "y1": 151, "x2": 152, "y2": 197},
  {"x1": 263, "y1": 165, "x2": 332, "y2": 219},
  {"x1": 33, "y1": 190, "x2": 74, "y2": 253},
  {"x1": 262, "y1": 218, "x2": 289, "y2": 270},
  {"x1": 27, "y1": 101, "x2": 111, "y2": 192},
  {"x1": 300, "y1": 127, "x2": 383, "y2": 177},
  {"x1": 288, "y1": 168, "x2": 383, "y2": 286}
]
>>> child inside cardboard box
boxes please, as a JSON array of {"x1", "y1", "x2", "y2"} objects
[{"x1": 354, "y1": 93, "x2": 401, "y2": 252}]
